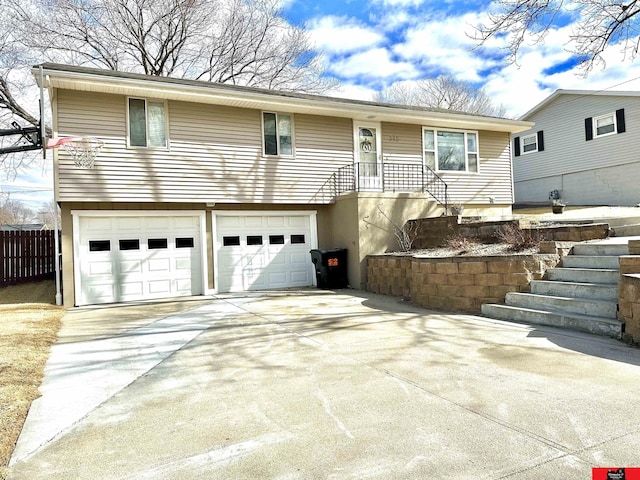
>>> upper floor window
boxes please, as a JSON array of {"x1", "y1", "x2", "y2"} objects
[
  {"x1": 513, "y1": 131, "x2": 544, "y2": 157},
  {"x1": 128, "y1": 98, "x2": 167, "y2": 148},
  {"x1": 263, "y1": 112, "x2": 293, "y2": 156},
  {"x1": 423, "y1": 128, "x2": 478, "y2": 173},
  {"x1": 585, "y1": 109, "x2": 626, "y2": 141},
  {"x1": 521, "y1": 133, "x2": 538, "y2": 154},
  {"x1": 594, "y1": 113, "x2": 615, "y2": 138}
]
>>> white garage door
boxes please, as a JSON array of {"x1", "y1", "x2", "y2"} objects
[
  {"x1": 76, "y1": 214, "x2": 203, "y2": 306},
  {"x1": 215, "y1": 213, "x2": 316, "y2": 293}
]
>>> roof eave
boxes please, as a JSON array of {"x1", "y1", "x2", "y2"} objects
[{"x1": 34, "y1": 64, "x2": 533, "y2": 133}]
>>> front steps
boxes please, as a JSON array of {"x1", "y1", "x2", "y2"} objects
[{"x1": 482, "y1": 242, "x2": 626, "y2": 338}]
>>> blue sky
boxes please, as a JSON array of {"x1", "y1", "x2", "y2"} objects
[
  {"x1": 7, "y1": 0, "x2": 640, "y2": 212},
  {"x1": 283, "y1": 0, "x2": 640, "y2": 116}
]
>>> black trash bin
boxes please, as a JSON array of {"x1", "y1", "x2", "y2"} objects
[{"x1": 310, "y1": 248, "x2": 348, "y2": 289}]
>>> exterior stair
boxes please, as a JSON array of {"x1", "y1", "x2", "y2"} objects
[{"x1": 481, "y1": 242, "x2": 627, "y2": 338}]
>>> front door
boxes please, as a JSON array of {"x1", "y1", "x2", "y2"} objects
[{"x1": 355, "y1": 123, "x2": 382, "y2": 190}]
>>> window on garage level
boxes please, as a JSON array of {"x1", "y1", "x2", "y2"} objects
[
  {"x1": 89, "y1": 240, "x2": 110, "y2": 252},
  {"x1": 263, "y1": 112, "x2": 293, "y2": 156},
  {"x1": 128, "y1": 97, "x2": 168, "y2": 148},
  {"x1": 223, "y1": 236, "x2": 241, "y2": 246},
  {"x1": 176, "y1": 237, "x2": 195, "y2": 248},
  {"x1": 119, "y1": 239, "x2": 140, "y2": 251},
  {"x1": 291, "y1": 234, "x2": 305, "y2": 244},
  {"x1": 148, "y1": 238, "x2": 168, "y2": 249},
  {"x1": 269, "y1": 235, "x2": 285, "y2": 245},
  {"x1": 247, "y1": 236, "x2": 263, "y2": 246}
]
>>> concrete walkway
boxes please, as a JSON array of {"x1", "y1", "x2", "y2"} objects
[{"x1": 8, "y1": 290, "x2": 640, "y2": 479}]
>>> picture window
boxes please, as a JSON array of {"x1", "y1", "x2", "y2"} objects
[{"x1": 423, "y1": 128, "x2": 479, "y2": 173}]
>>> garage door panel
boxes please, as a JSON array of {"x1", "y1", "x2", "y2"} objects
[
  {"x1": 148, "y1": 279, "x2": 171, "y2": 294},
  {"x1": 216, "y1": 213, "x2": 315, "y2": 293},
  {"x1": 77, "y1": 214, "x2": 203, "y2": 306},
  {"x1": 87, "y1": 260, "x2": 113, "y2": 276},
  {"x1": 148, "y1": 257, "x2": 171, "y2": 272}
]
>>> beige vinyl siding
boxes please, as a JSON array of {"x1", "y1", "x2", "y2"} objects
[
  {"x1": 381, "y1": 122, "x2": 422, "y2": 164},
  {"x1": 514, "y1": 94, "x2": 640, "y2": 182},
  {"x1": 438, "y1": 130, "x2": 513, "y2": 205},
  {"x1": 56, "y1": 90, "x2": 353, "y2": 204}
]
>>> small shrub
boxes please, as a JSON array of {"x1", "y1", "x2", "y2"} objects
[
  {"x1": 496, "y1": 224, "x2": 540, "y2": 251},
  {"x1": 444, "y1": 234, "x2": 479, "y2": 254}
]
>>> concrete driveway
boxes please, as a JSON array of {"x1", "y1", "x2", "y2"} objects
[{"x1": 8, "y1": 290, "x2": 640, "y2": 479}]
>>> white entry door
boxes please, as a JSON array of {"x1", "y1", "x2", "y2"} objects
[
  {"x1": 215, "y1": 212, "x2": 317, "y2": 293},
  {"x1": 355, "y1": 122, "x2": 382, "y2": 190},
  {"x1": 75, "y1": 213, "x2": 204, "y2": 306}
]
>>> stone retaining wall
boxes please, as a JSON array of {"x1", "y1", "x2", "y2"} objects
[
  {"x1": 367, "y1": 253, "x2": 560, "y2": 314},
  {"x1": 619, "y1": 241, "x2": 640, "y2": 344},
  {"x1": 409, "y1": 216, "x2": 610, "y2": 249}
]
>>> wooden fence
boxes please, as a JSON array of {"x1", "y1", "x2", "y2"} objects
[{"x1": 0, "y1": 230, "x2": 56, "y2": 287}]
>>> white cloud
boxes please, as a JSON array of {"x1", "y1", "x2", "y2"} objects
[
  {"x1": 329, "y1": 47, "x2": 419, "y2": 81},
  {"x1": 308, "y1": 16, "x2": 385, "y2": 55},
  {"x1": 393, "y1": 12, "x2": 498, "y2": 82},
  {"x1": 328, "y1": 83, "x2": 379, "y2": 101}
]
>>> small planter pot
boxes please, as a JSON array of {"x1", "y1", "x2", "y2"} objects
[{"x1": 552, "y1": 205, "x2": 565, "y2": 214}]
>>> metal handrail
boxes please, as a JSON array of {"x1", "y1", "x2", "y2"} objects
[{"x1": 334, "y1": 162, "x2": 449, "y2": 211}]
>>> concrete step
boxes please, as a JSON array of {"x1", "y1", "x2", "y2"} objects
[
  {"x1": 612, "y1": 224, "x2": 640, "y2": 236},
  {"x1": 598, "y1": 216, "x2": 640, "y2": 228},
  {"x1": 481, "y1": 303, "x2": 623, "y2": 338},
  {"x1": 505, "y1": 292, "x2": 618, "y2": 319},
  {"x1": 547, "y1": 267, "x2": 620, "y2": 285},
  {"x1": 572, "y1": 243, "x2": 628, "y2": 256},
  {"x1": 561, "y1": 255, "x2": 620, "y2": 270},
  {"x1": 530, "y1": 280, "x2": 618, "y2": 301}
]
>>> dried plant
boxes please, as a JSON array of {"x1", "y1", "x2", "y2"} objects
[
  {"x1": 496, "y1": 223, "x2": 540, "y2": 251},
  {"x1": 444, "y1": 234, "x2": 479, "y2": 254},
  {"x1": 362, "y1": 205, "x2": 420, "y2": 252}
]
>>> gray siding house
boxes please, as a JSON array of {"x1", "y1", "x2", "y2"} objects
[{"x1": 513, "y1": 90, "x2": 640, "y2": 206}]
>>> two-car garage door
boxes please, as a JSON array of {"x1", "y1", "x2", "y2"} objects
[{"x1": 75, "y1": 211, "x2": 317, "y2": 305}]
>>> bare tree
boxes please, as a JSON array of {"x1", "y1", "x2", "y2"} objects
[
  {"x1": 37, "y1": 200, "x2": 61, "y2": 229},
  {"x1": 0, "y1": 197, "x2": 35, "y2": 225},
  {"x1": 474, "y1": 0, "x2": 640, "y2": 72},
  {"x1": 376, "y1": 76, "x2": 506, "y2": 117},
  {"x1": 0, "y1": 0, "x2": 333, "y2": 174}
]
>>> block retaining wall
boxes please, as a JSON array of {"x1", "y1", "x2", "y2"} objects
[
  {"x1": 367, "y1": 253, "x2": 560, "y2": 314},
  {"x1": 619, "y1": 240, "x2": 640, "y2": 344},
  {"x1": 409, "y1": 216, "x2": 610, "y2": 249}
]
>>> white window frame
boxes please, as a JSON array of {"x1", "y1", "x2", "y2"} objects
[
  {"x1": 126, "y1": 97, "x2": 169, "y2": 149},
  {"x1": 423, "y1": 127, "x2": 480, "y2": 174},
  {"x1": 593, "y1": 112, "x2": 617, "y2": 139},
  {"x1": 262, "y1": 111, "x2": 294, "y2": 157},
  {"x1": 521, "y1": 133, "x2": 538, "y2": 154}
]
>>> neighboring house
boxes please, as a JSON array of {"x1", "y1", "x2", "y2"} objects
[
  {"x1": 513, "y1": 89, "x2": 640, "y2": 206},
  {"x1": 34, "y1": 63, "x2": 531, "y2": 307}
]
